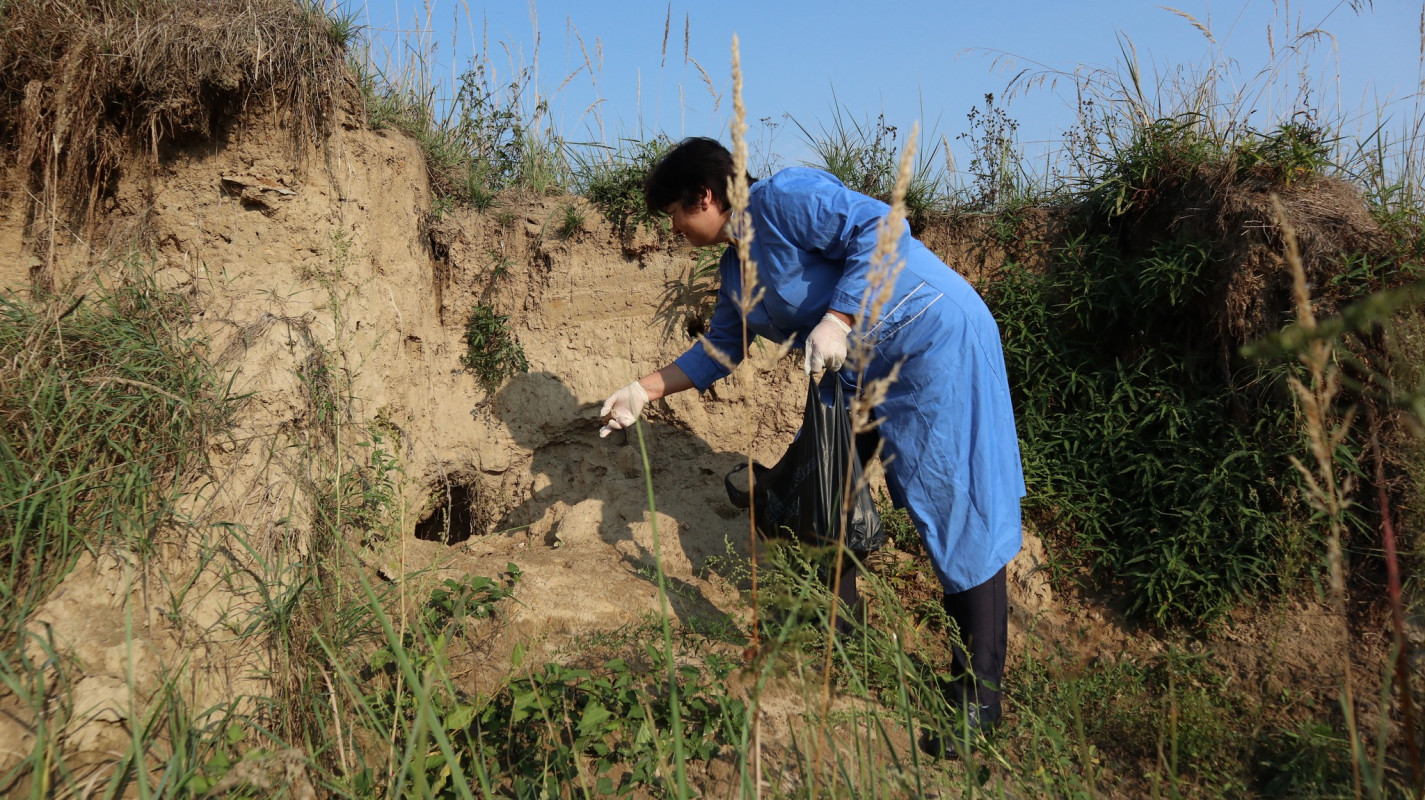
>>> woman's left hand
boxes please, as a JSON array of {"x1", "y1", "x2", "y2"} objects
[{"x1": 804, "y1": 313, "x2": 851, "y2": 375}]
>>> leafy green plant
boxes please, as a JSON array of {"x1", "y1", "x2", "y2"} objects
[
  {"x1": 555, "y1": 203, "x2": 584, "y2": 239},
  {"x1": 988, "y1": 235, "x2": 1303, "y2": 623},
  {"x1": 368, "y1": 571, "x2": 521, "y2": 683},
  {"x1": 347, "y1": 431, "x2": 401, "y2": 540},
  {"x1": 462, "y1": 655, "x2": 745, "y2": 797},
  {"x1": 1006, "y1": 638, "x2": 1279, "y2": 796},
  {"x1": 794, "y1": 106, "x2": 901, "y2": 198},
  {"x1": 462, "y1": 305, "x2": 529, "y2": 393},
  {"x1": 575, "y1": 136, "x2": 673, "y2": 237},
  {"x1": 321, "y1": 3, "x2": 363, "y2": 49},
  {"x1": 486, "y1": 249, "x2": 513, "y2": 278}
]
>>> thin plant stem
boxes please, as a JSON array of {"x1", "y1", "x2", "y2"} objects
[
  {"x1": 632, "y1": 419, "x2": 691, "y2": 798},
  {"x1": 1370, "y1": 415, "x2": 1423, "y2": 794},
  {"x1": 726, "y1": 33, "x2": 767, "y2": 800}
]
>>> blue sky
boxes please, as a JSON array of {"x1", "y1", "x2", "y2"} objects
[{"x1": 353, "y1": 0, "x2": 1424, "y2": 179}]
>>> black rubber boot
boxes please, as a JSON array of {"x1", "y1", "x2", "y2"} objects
[
  {"x1": 823, "y1": 558, "x2": 861, "y2": 637},
  {"x1": 918, "y1": 701, "x2": 1001, "y2": 759}
]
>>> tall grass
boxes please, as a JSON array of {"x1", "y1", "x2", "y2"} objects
[
  {"x1": 0, "y1": 259, "x2": 233, "y2": 636},
  {"x1": 793, "y1": 101, "x2": 949, "y2": 229},
  {"x1": 0, "y1": 257, "x2": 236, "y2": 796}
]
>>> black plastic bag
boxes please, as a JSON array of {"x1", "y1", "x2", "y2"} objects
[{"x1": 724, "y1": 372, "x2": 885, "y2": 553}]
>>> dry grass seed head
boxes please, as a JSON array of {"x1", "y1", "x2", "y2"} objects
[
  {"x1": 728, "y1": 35, "x2": 761, "y2": 314},
  {"x1": 848, "y1": 125, "x2": 918, "y2": 381},
  {"x1": 695, "y1": 334, "x2": 737, "y2": 374},
  {"x1": 850, "y1": 365, "x2": 900, "y2": 433},
  {"x1": 1161, "y1": 6, "x2": 1216, "y2": 44}
]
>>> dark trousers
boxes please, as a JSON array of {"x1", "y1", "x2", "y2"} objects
[
  {"x1": 825, "y1": 544, "x2": 1008, "y2": 717},
  {"x1": 942, "y1": 566, "x2": 1007, "y2": 714},
  {"x1": 852, "y1": 423, "x2": 1008, "y2": 716}
]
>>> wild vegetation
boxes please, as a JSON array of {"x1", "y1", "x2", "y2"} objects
[
  {"x1": 0, "y1": 259, "x2": 234, "y2": 640},
  {"x1": 0, "y1": 0, "x2": 1422, "y2": 797}
]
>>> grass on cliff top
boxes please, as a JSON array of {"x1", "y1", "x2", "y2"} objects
[{"x1": 0, "y1": 0, "x2": 354, "y2": 239}]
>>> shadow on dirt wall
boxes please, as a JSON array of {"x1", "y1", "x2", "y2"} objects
[{"x1": 480, "y1": 371, "x2": 751, "y2": 639}]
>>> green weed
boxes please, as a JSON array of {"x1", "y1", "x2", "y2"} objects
[
  {"x1": 464, "y1": 656, "x2": 745, "y2": 797},
  {"x1": 574, "y1": 136, "x2": 673, "y2": 237},
  {"x1": 988, "y1": 235, "x2": 1303, "y2": 623},
  {"x1": 958, "y1": 93, "x2": 1035, "y2": 211},
  {"x1": 461, "y1": 305, "x2": 530, "y2": 393},
  {"x1": 0, "y1": 260, "x2": 233, "y2": 636},
  {"x1": 1082, "y1": 113, "x2": 1222, "y2": 220}
]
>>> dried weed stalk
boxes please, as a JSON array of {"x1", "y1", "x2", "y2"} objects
[
  {"x1": 720, "y1": 36, "x2": 766, "y2": 662},
  {"x1": 818, "y1": 124, "x2": 918, "y2": 752},
  {"x1": 724, "y1": 33, "x2": 767, "y2": 794},
  {"x1": 1276, "y1": 195, "x2": 1366, "y2": 799}
]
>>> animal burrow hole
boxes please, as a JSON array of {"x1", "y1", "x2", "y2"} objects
[{"x1": 415, "y1": 482, "x2": 492, "y2": 545}]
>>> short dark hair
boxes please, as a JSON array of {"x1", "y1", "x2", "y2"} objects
[{"x1": 643, "y1": 137, "x2": 754, "y2": 214}]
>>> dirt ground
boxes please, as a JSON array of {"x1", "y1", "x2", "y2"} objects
[{"x1": 0, "y1": 107, "x2": 1413, "y2": 791}]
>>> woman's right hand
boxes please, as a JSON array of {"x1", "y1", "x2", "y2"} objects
[{"x1": 599, "y1": 381, "x2": 649, "y2": 438}]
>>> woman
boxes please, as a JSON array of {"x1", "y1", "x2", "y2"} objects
[{"x1": 599, "y1": 137, "x2": 1024, "y2": 755}]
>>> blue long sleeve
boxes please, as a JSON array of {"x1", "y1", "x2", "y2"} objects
[
  {"x1": 673, "y1": 249, "x2": 749, "y2": 390},
  {"x1": 750, "y1": 169, "x2": 911, "y2": 320}
]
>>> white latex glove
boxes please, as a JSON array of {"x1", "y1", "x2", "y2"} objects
[
  {"x1": 599, "y1": 380, "x2": 649, "y2": 438},
  {"x1": 804, "y1": 312, "x2": 852, "y2": 375}
]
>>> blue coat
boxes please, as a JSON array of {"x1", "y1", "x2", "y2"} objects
[{"x1": 673, "y1": 168, "x2": 1024, "y2": 593}]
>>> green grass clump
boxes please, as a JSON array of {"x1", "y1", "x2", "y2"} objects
[
  {"x1": 356, "y1": 57, "x2": 567, "y2": 208},
  {"x1": 1083, "y1": 112, "x2": 1335, "y2": 221},
  {"x1": 0, "y1": 265, "x2": 231, "y2": 633},
  {"x1": 462, "y1": 305, "x2": 529, "y2": 393},
  {"x1": 1234, "y1": 117, "x2": 1334, "y2": 185},
  {"x1": 988, "y1": 232, "x2": 1302, "y2": 624},
  {"x1": 555, "y1": 202, "x2": 585, "y2": 239},
  {"x1": 575, "y1": 136, "x2": 672, "y2": 238},
  {"x1": 794, "y1": 103, "x2": 946, "y2": 230}
]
